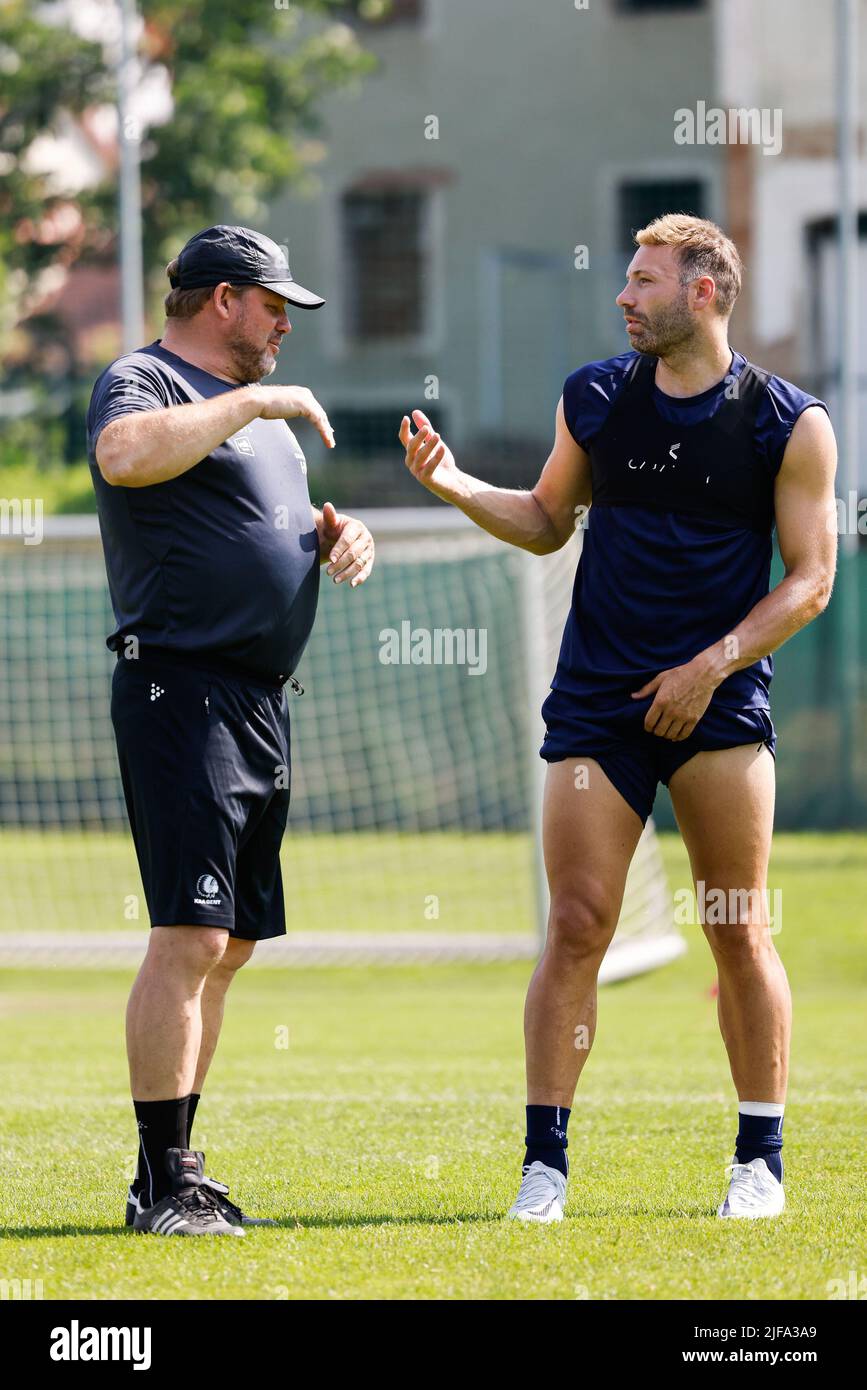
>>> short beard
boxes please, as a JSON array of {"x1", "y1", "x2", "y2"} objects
[
  {"x1": 630, "y1": 284, "x2": 697, "y2": 358},
  {"x1": 225, "y1": 297, "x2": 277, "y2": 382},
  {"x1": 226, "y1": 332, "x2": 276, "y2": 383}
]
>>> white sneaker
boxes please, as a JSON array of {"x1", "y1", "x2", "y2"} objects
[
  {"x1": 717, "y1": 1156, "x2": 785, "y2": 1219},
  {"x1": 507, "y1": 1160, "x2": 567, "y2": 1224}
]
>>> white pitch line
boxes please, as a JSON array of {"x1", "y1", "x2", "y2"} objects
[{"x1": 0, "y1": 930, "x2": 685, "y2": 980}]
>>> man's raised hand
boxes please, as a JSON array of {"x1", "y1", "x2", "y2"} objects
[
  {"x1": 399, "y1": 409, "x2": 457, "y2": 495},
  {"x1": 254, "y1": 385, "x2": 335, "y2": 449}
]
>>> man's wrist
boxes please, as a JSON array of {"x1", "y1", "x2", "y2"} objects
[
  {"x1": 429, "y1": 467, "x2": 467, "y2": 505},
  {"x1": 311, "y1": 507, "x2": 328, "y2": 551},
  {"x1": 243, "y1": 383, "x2": 265, "y2": 419},
  {"x1": 693, "y1": 642, "x2": 733, "y2": 689}
]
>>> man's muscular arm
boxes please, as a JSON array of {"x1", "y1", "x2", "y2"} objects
[
  {"x1": 399, "y1": 399, "x2": 592, "y2": 555},
  {"x1": 635, "y1": 406, "x2": 838, "y2": 740},
  {"x1": 694, "y1": 406, "x2": 837, "y2": 682},
  {"x1": 96, "y1": 384, "x2": 334, "y2": 488}
]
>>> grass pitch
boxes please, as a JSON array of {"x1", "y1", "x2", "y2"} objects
[
  {"x1": 0, "y1": 833, "x2": 864, "y2": 1300},
  {"x1": 0, "y1": 830, "x2": 533, "y2": 936}
]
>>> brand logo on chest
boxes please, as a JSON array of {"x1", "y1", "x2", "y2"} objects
[
  {"x1": 228, "y1": 430, "x2": 256, "y2": 457},
  {"x1": 624, "y1": 441, "x2": 711, "y2": 487}
]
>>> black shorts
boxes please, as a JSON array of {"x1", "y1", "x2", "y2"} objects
[
  {"x1": 111, "y1": 654, "x2": 291, "y2": 939},
  {"x1": 540, "y1": 695, "x2": 776, "y2": 827}
]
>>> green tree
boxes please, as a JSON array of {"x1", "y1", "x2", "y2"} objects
[
  {"x1": 0, "y1": 0, "x2": 377, "y2": 351},
  {"x1": 0, "y1": 1, "x2": 110, "y2": 342}
]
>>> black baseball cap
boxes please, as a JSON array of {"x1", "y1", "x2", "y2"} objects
[{"x1": 169, "y1": 225, "x2": 325, "y2": 309}]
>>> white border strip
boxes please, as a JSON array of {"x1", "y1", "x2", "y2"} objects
[
  {"x1": 0, "y1": 929, "x2": 686, "y2": 977},
  {"x1": 9, "y1": 508, "x2": 491, "y2": 545}
]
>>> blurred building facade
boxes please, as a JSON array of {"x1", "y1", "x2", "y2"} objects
[
  {"x1": 261, "y1": 0, "x2": 866, "y2": 825},
  {"x1": 264, "y1": 0, "x2": 867, "y2": 497},
  {"x1": 712, "y1": 0, "x2": 867, "y2": 493},
  {"x1": 272, "y1": 0, "x2": 721, "y2": 485}
]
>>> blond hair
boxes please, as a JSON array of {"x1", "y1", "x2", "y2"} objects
[{"x1": 634, "y1": 214, "x2": 742, "y2": 317}]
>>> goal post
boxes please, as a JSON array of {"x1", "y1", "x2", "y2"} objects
[{"x1": 0, "y1": 510, "x2": 684, "y2": 975}]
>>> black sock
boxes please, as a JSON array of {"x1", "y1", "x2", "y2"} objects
[
  {"x1": 523, "y1": 1104, "x2": 570, "y2": 1178},
  {"x1": 132, "y1": 1091, "x2": 201, "y2": 1197},
  {"x1": 133, "y1": 1097, "x2": 191, "y2": 1206},
  {"x1": 735, "y1": 1109, "x2": 784, "y2": 1184},
  {"x1": 187, "y1": 1093, "x2": 201, "y2": 1147}
]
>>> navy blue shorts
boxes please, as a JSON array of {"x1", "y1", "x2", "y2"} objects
[
  {"x1": 540, "y1": 692, "x2": 776, "y2": 826},
  {"x1": 111, "y1": 654, "x2": 291, "y2": 939}
]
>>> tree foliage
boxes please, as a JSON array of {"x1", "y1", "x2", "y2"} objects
[{"x1": 0, "y1": 0, "x2": 376, "y2": 342}]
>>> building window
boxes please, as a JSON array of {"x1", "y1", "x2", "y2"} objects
[
  {"x1": 342, "y1": 188, "x2": 429, "y2": 341},
  {"x1": 342, "y1": 0, "x2": 424, "y2": 25},
  {"x1": 329, "y1": 404, "x2": 445, "y2": 458},
  {"x1": 617, "y1": 179, "x2": 706, "y2": 255},
  {"x1": 618, "y1": 1, "x2": 703, "y2": 12}
]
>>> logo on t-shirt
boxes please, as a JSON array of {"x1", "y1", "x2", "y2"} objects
[
  {"x1": 627, "y1": 441, "x2": 682, "y2": 474},
  {"x1": 228, "y1": 431, "x2": 255, "y2": 457}
]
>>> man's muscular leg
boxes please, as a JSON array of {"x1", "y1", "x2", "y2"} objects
[
  {"x1": 194, "y1": 936, "x2": 256, "y2": 1094},
  {"x1": 513, "y1": 757, "x2": 643, "y2": 1194},
  {"x1": 669, "y1": 741, "x2": 788, "y2": 1203},
  {"x1": 127, "y1": 930, "x2": 255, "y2": 1203},
  {"x1": 126, "y1": 925, "x2": 231, "y2": 1204},
  {"x1": 668, "y1": 742, "x2": 787, "y2": 1102},
  {"x1": 525, "y1": 759, "x2": 645, "y2": 1107}
]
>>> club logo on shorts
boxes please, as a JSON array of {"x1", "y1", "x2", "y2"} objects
[{"x1": 194, "y1": 873, "x2": 222, "y2": 907}]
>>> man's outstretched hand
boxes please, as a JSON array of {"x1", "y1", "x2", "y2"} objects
[
  {"x1": 399, "y1": 410, "x2": 458, "y2": 496},
  {"x1": 316, "y1": 501, "x2": 375, "y2": 588}
]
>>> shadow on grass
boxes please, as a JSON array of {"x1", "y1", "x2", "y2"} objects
[
  {"x1": 2, "y1": 1203, "x2": 724, "y2": 1238},
  {"x1": 2, "y1": 1212, "x2": 502, "y2": 1238}
]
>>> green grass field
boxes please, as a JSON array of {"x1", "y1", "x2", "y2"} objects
[
  {"x1": 0, "y1": 830, "x2": 534, "y2": 935},
  {"x1": 0, "y1": 832, "x2": 864, "y2": 1300}
]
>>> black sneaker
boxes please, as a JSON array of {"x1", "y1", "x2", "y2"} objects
[
  {"x1": 126, "y1": 1173, "x2": 275, "y2": 1228},
  {"x1": 198, "y1": 1176, "x2": 278, "y2": 1227},
  {"x1": 131, "y1": 1149, "x2": 245, "y2": 1237}
]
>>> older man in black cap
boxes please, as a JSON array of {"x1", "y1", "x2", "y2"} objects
[{"x1": 87, "y1": 226, "x2": 375, "y2": 1237}]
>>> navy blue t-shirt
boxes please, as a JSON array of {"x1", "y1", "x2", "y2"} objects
[
  {"x1": 550, "y1": 350, "x2": 826, "y2": 713},
  {"x1": 86, "y1": 342, "x2": 320, "y2": 683}
]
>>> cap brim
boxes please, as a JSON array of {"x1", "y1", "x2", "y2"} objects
[{"x1": 259, "y1": 279, "x2": 326, "y2": 310}]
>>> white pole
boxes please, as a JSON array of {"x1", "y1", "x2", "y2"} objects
[
  {"x1": 117, "y1": 0, "x2": 144, "y2": 352},
  {"x1": 479, "y1": 249, "x2": 503, "y2": 431},
  {"x1": 837, "y1": 0, "x2": 860, "y2": 823}
]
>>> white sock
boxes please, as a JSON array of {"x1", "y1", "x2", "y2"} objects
[{"x1": 739, "y1": 1100, "x2": 785, "y2": 1120}]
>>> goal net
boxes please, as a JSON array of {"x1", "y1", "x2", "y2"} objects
[{"x1": 0, "y1": 510, "x2": 684, "y2": 977}]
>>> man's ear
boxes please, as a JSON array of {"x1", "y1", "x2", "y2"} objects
[
  {"x1": 212, "y1": 282, "x2": 235, "y2": 319},
  {"x1": 691, "y1": 275, "x2": 717, "y2": 311}
]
